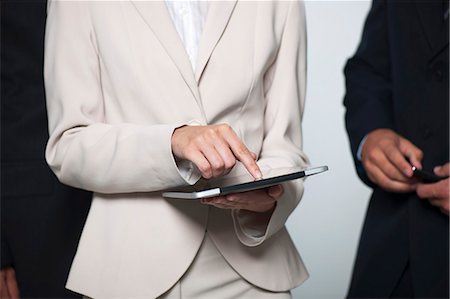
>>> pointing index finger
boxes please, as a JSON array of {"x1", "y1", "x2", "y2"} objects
[
  {"x1": 237, "y1": 149, "x2": 262, "y2": 179},
  {"x1": 221, "y1": 127, "x2": 262, "y2": 179}
]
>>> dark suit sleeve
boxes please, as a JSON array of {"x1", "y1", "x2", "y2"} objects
[
  {"x1": 343, "y1": 0, "x2": 395, "y2": 186},
  {"x1": 1, "y1": 237, "x2": 13, "y2": 269}
]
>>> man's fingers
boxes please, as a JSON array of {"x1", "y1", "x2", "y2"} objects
[
  {"x1": 383, "y1": 143, "x2": 414, "y2": 178},
  {"x1": 368, "y1": 147, "x2": 411, "y2": 181},
  {"x1": 362, "y1": 129, "x2": 420, "y2": 183},
  {"x1": 365, "y1": 161, "x2": 416, "y2": 193},
  {"x1": 417, "y1": 179, "x2": 449, "y2": 200},
  {"x1": 440, "y1": 208, "x2": 450, "y2": 216},
  {"x1": 419, "y1": 177, "x2": 450, "y2": 215},
  {"x1": 5, "y1": 269, "x2": 19, "y2": 299},
  {"x1": 399, "y1": 137, "x2": 423, "y2": 170},
  {"x1": 416, "y1": 183, "x2": 435, "y2": 199},
  {"x1": 429, "y1": 198, "x2": 450, "y2": 215},
  {"x1": 0, "y1": 271, "x2": 9, "y2": 299},
  {"x1": 0, "y1": 268, "x2": 18, "y2": 299},
  {"x1": 0, "y1": 287, "x2": 9, "y2": 299},
  {"x1": 434, "y1": 163, "x2": 450, "y2": 177}
]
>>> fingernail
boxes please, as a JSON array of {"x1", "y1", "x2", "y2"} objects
[
  {"x1": 255, "y1": 169, "x2": 262, "y2": 179},
  {"x1": 434, "y1": 166, "x2": 441, "y2": 173}
]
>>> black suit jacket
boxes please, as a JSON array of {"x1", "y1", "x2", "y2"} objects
[
  {"x1": 344, "y1": 0, "x2": 449, "y2": 298},
  {"x1": 1, "y1": 1, "x2": 91, "y2": 297}
]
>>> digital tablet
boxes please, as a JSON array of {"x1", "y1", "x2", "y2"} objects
[{"x1": 162, "y1": 165, "x2": 328, "y2": 199}]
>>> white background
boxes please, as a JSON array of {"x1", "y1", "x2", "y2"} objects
[{"x1": 287, "y1": 1, "x2": 372, "y2": 298}]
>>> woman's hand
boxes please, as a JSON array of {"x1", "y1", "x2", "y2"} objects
[
  {"x1": 171, "y1": 124, "x2": 262, "y2": 179},
  {"x1": 200, "y1": 184, "x2": 284, "y2": 213}
]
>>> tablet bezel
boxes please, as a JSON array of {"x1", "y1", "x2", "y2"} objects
[{"x1": 162, "y1": 165, "x2": 328, "y2": 199}]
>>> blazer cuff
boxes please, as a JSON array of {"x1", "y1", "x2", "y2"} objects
[
  {"x1": 231, "y1": 208, "x2": 273, "y2": 246},
  {"x1": 230, "y1": 164, "x2": 303, "y2": 247},
  {"x1": 357, "y1": 135, "x2": 368, "y2": 161},
  {"x1": 239, "y1": 181, "x2": 302, "y2": 246},
  {"x1": 171, "y1": 120, "x2": 204, "y2": 185},
  {"x1": 174, "y1": 159, "x2": 201, "y2": 185}
]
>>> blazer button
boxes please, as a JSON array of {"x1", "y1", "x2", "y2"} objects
[
  {"x1": 434, "y1": 69, "x2": 443, "y2": 81},
  {"x1": 423, "y1": 128, "x2": 431, "y2": 139}
]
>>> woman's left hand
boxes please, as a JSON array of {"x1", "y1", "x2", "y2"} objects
[{"x1": 200, "y1": 184, "x2": 284, "y2": 213}]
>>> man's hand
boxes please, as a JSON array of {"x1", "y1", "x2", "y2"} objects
[
  {"x1": 416, "y1": 163, "x2": 450, "y2": 215},
  {"x1": 0, "y1": 267, "x2": 20, "y2": 299},
  {"x1": 361, "y1": 129, "x2": 423, "y2": 192},
  {"x1": 171, "y1": 124, "x2": 262, "y2": 179},
  {"x1": 200, "y1": 184, "x2": 283, "y2": 213}
]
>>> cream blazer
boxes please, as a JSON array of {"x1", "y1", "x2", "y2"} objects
[{"x1": 44, "y1": 1, "x2": 309, "y2": 298}]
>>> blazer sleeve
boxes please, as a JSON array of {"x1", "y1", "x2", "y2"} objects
[
  {"x1": 343, "y1": 0, "x2": 394, "y2": 186},
  {"x1": 1, "y1": 237, "x2": 13, "y2": 269},
  {"x1": 232, "y1": 0, "x2": 310, "y2": 246},
  {"x1": 44, "y1": 1, "x2": 198, "y2": 194}
]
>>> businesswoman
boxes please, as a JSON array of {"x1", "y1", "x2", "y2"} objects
[{"x1": 44, "y1": 1, "x2": 309, "y2": 298}]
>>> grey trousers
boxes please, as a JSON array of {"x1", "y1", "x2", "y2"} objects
[{"x1": 158, "y1": 234, "x2": 292, "y2": 299}]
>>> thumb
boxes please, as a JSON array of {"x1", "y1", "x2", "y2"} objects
[
  {"x1": 434, "y1": 163, "x2": 450, "y2": 176},
  {"x1": 267, "y1": 185, "x2": 284, "y2": 199}
]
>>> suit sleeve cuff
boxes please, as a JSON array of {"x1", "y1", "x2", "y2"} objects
[
  {"x1": 357, "y1": 135, "x2": 368, "y2": 161},
  {"x1": 171, "y1": 120, "x2": 204, "y2": 185},
  {"x1": 174, "y1": 159, "x2": 201, "y2": 185},
  {"x1": 231, "y1": 207, "x2": 275, "y2": 247}
]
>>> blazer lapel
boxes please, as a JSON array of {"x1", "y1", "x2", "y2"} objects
[
  {"x1": 130, "y1": 1, "x2": 201, "y2": 103},
  {"x1": 432, "y1": 17, "x2": 449, "y2": 61},
  {"x1": 415, "y1": 1, "x2": 449, "y2": 59},
  {"x1": 195, "y1": 0, "x2": 238, "y2": 82}
]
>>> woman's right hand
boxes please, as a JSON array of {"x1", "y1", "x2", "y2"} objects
[{"x1": 171, "y1": 124, "x2": 262, "y2": 179}]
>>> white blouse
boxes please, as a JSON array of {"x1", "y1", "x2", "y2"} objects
[{"x1": 165, "y1": 1, "x2": 210, "y2": 71}]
